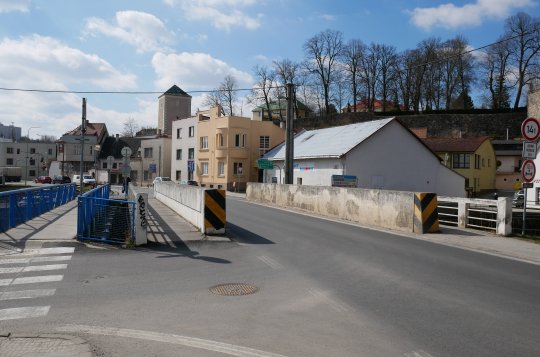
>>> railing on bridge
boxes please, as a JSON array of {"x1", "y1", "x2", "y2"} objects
[
  {"x1": 0, "y1": 183, "x2": 77, "y2": 233},
  {"x1": 77, "y1": 184, "x2": 135, "y2": 244}
]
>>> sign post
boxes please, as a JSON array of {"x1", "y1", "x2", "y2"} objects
[
  {"x1": 257, "y1": 159, "x2": 274, "y2": 170},
  {"x1": 520, "y1": 118, "x2": 540, "y2": 236},
  {"x1": 521, "y1": 159, "x2": 536, "y2": 236}
]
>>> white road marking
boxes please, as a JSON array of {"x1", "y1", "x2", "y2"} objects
[
  {"x1": 308, "y1": 289, "x2": 350, "y2": 313},
  {"x1": 32, "y1": 255, "x2": 72, "y2": 263},
  {"x1": 0, "y1": 289, "x2": 56, "y2": 301},
  {"x1": 0, "y1": 306, "x2": 50, "y2": 321},
  {"x1": 58, "y1": 324, "x2": 288, "y2": 357},
  {"x1": 0, "y1": 264, "x2": 67, "y2": 274},
  {"x1": 22, "y1": 247, "x2": 75, "y2": 255},
  {"x1": 12, "y1": 275, "x2": 63, "y2": 285},
  {"x1": 404, "y1": 351, "x2": 434, "y2": 357},
  {"x1": 0, "y1": 278, "x2": 13, "y2": 286},
  {"x1": 258, "y1": 256, "x2": 284, "y2": 270}
]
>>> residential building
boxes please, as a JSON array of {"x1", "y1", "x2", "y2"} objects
[
  {"x1": 196, "y1": 106, "x2": 285, "y2": 191},
  {"x1": 252, "y1": 99, "x2": 311, "y2": 121},
  {"x1": 97, "y1": 134, "x2": 143, "y2": 185},
  {"x1": 421, "y1": 136, "x2": 497, "y2": 196},
  {"x1": 158, "y1": 85, "x2": 191, "y2": 136},
  {"x1": 171, "y1": 115, "x2": 197, "y2": 183},
  {"x1": 264, "y1": 118, "x2": 466, "y2": 197},
  {"x1": 0, "y1": 123, "x2": 21, "y2": 142},
  {"x1": 341, "y1": 99, "x2": 403, "y2": 113},
  {"x1": 139, "y1": 135, "x2": 171, "y2": 185},
  {"x1": 0, "y1": 141, "x2": 56, "y2": 181},
  {"x1": 491, "y1": 140, "x2": 523, "y2": 191},
  {"x1": 56, "y1": 121, "x2": 108, "y2": 177}
]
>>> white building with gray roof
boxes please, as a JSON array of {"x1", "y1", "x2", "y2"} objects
[{"x1": 264, "y1": 117, "x2": 466, "y2": 197}]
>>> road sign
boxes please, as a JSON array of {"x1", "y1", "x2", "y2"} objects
[
  {"x1": 257, "y1": 159, "x2": 274, "y2": 170},
  {"x1": 522, "y1": 182, "x2": 534, "y2": 188},
  {"x1": 187, "y1": 160, "x2": 195, "y2": 172},
  {"x1": 331, "y1": 175, "x2": 358, "y2": 188},
  {"x1": 122, "y1": 164, "x2": 131, "y2": 176},
  {"x1": 521, "y1": 117, "x2": 540, "y2": 141},
  {"x1": 121, "y1": 146, "x2": 132, "y2": 158},
  {"x1": 523, "y1": 141, "x2": 537, "y2": 159},
  {"x1": 149, "y1": 163, "x2": 156, "y2": 173},
  {"x1": 521, "y1": 159, "x2": 536, "y2": 183}
]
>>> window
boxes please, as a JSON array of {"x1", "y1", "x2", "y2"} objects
[
  {"x1": 48, "y1": 148, "x2": 53, "y2": 155},
  {"x1": 188, "y1": 126, "x2": 195, "y2": 137},
  {"x1": 188, "y1": 148, "x2": 194, "y2": 159},
  {"x1": 29, "y1": 158, "x2": 36, "y2": 166},
  {"x1": 176, "y1": 170, "x2": 181, "y2": 180},
  {"x1": 6, "y1": 147, "x2": 13, "y2": 154},
  {"x1": 113, "y1": 163, "x2": 118, "y2": 169},
  {"x1": 474, "y1": 154, "x2": 480, "y2": 169},
  {"x1": 200, "y1": 136, "x2": 208, "y2": 150},
  {"x1": 30, "y1": 148, "x2": 36, "y2": 154},
  {"x1": 102, "y1": 162, "x2": 108, "y2": 169},
  {"x1": 176, "y1": 149, "x2": 182, "y2": 160},
  {"x1": 6, "y1": 158, "x2": 13, "y2": 165},
  {"x1": 16, "y1": 148, "x2": 20, "y2": 154},
  {"x1": 234, "y1": 134, "x2": 247, "y2": 147},
  {"x1": 233, "y1": 162, "x2": 243, "y2": 175},
  {"x1": 259, "y1": 136, "x2": 270, "y2": 156},
  {"x1": 217, "y1": 133, "x2": 224, "y2": 148},
  {"x1": 201, "y1": 162, "x2": 209, "y2": 176},
  {"x1": 144, "y1": 147, "x2": 153, "y2": 158},
  {"x1": 482, "y1": 158, "x2": 485, "y2": 168},
  {"x1": 218, "y1": 161, "x2": 225, "y2": 176},
  {"x1": 176, "y1": 128, "x2": 181, "y2": 139},
  {"x1": 453, "y1": 154, "x2": 470, "y2": 169},
  {"x1": 29, "y1": 170, "x2": 36, "y2": 177},
  {"x1": 188, "y1": 170, "x2": 193, "y2": 181},
  {"x1": 144, "y1": 170, "x2": 149, "y2": 181}
]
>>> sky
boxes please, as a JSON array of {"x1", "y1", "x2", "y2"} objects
[{"x1": 0, "y1": 0, "x2": 538, "y2": 139}]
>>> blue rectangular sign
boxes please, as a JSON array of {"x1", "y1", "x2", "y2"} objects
[
  {"x1": 187, "y1": 160, "x2": 195, "y2": 172},
  {"x1": 149, "y1": 163, "x2": 156, "y2": 173}
]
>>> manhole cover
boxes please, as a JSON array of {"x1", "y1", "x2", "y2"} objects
[{"x1": 209, "y1": 283, "x2": 258, "y2": 296}]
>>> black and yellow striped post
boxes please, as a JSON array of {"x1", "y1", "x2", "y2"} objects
[
  {"x1": 414, "y1": 192, "x2": 439, "y2": 234},
  {"x1": 204, "y1": 189, "x2": 226, "y2": 234}
]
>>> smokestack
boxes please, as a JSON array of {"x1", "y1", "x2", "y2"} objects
[{"x1": 115, "y1": 134, "x2": 119, "y2": 141}]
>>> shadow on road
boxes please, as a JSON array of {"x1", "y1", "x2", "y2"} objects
[{"x1": 226, "y1": 222, "x2": 275, "y2": 244}]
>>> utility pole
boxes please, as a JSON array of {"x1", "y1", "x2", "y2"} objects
[
  {"x1": 79, "y1": 98, "x2": 87, "y2": 190},
  {"x1": 284, "y1": 83, "x2": 295, "y2": 184}
]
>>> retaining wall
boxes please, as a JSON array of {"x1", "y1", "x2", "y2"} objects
[
  {"x1": 247, "y1": 183, "x2": 416, "y2": 232},
  {"x1": 154, "y1": 182, "x2": 204, "y2": 231}
]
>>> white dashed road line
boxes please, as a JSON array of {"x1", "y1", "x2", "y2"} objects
[
  {"x1": 0, "y1": 306, "x2": 50, "y2": 321},
  {"x1": 0, "y1": 289, "x2": 56, "y2": 301}
]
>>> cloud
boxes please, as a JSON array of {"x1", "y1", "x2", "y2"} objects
[
  {"x1": 320, "y1": 14, "x2": 336, "y2": 21},
  {"x1": 152, "y1": 51, "x2": 253, "y2": 91},
  {"x1": 166, "y1": 0, "x2": 261, "y2": 31},
  {"x1": 84, "y1": 11, "x2": 175, "y2": 53},
  {"x1": 0, "y1": 0, "x2": 29, "y2": 13},
  {"x1": 409, "y1": 0, "x2": 535, "y2": 30},
  {"x1": 0, "y1": 35, "x2": 139, "y2": 138}
]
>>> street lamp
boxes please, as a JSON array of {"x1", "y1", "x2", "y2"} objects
[{"x1": 25, "y1": 126, "x2": 40, "y2": 186}]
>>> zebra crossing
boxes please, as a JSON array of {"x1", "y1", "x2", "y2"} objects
[{"x1": 0, "y1": 246, "x2": 74, "y2": 321}]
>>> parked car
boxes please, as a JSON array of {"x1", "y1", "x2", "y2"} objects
[
  {"x1": 153, "y1": 177, "x2": 171, "y2": 186},
  {"x1": 34, "y1": 176, "x2": 52, "y2": 184},
  {"x1": 513, "y1": 190, "x2": 524, "y2": 208},
  {"x1": 72, "y1": 174, "x2": 96, "y2": 186},
  {"x1": 52, "y1": 175, "x2": 71, "y2": 184},
  {"x1": 187, "y1": 180, "x2": 198, "y2": 186}
]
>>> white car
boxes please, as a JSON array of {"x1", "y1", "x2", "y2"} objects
[
  {"x1": 153, "y1": 177, "x2": 171, "y2": 186},
  {"x1": 72, "y1": 174, "x2": 96, "y2": 186}
]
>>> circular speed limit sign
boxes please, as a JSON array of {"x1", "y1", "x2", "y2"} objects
[
  {"x1": 521, "y1": 159, "x2": 536, "y2": 183},
  {"x1": 521, "y1": 117, "x2": 540, "y2": 141}
]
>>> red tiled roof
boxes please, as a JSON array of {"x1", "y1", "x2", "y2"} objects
[
  {"x1": 66, "y1": 123, "x2": 107, "y2": 137},
  {"x1": 421, "y1": 136, "x2": 490, "y2": 152}
]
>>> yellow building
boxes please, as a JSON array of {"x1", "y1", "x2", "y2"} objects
[
  {"x1": 422, "y1": 136, "x2": 497, "y2": 196},
  {"x1": 196, "y1": 107, "x2": 285, "y2": 191}
]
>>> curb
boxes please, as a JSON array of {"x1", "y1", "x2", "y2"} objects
[{"x1": 0, "y1": 333, "x2": 93, "y2": 356}]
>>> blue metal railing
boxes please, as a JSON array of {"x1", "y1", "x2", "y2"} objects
[
  {"x1": 77, "y1": 184, "x2": 135, "y2": 244},
  {"x1": 0, "y1": 183, "x2": 77, "y2": 233}
]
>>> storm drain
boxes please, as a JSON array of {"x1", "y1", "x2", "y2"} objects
[{"x1": 209, "y1": 283, "x2": 258, "y2": 296}]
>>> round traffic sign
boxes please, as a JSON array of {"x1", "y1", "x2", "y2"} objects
[
  {"x1": 521, "y1": 159, "x2": 536, "y2": 183},
  {"x1": 121, "y1": 146, "x2": 132, "y2": 158},
  {"x1": 521, "y1": 117, "x2": 540, "y2": 141}
]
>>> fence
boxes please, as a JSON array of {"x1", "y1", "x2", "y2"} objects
[
  {"x1": 437, "y1": 197, "x2": 512, "y2": 236},
  {"x1": 77, "y1": 184, "x2": 135, "y2": 244},
  {"x1": 0, "y1": 183, "x2": 77, "y2": 233}
]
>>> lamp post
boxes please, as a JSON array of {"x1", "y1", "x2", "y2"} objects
[
  {"x1": 25, "y1": 126, "x2": 40, "y2": 186},
  {"x1": 94, "y1": 144, "x2": 100, "y2": 183}
]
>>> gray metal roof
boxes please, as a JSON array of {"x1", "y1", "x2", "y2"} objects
[{"x1": 265, "y1": 117, "x2": 394, "y2": 160}]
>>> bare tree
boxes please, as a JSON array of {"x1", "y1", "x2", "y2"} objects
[
  {"x1": 249, "y1": 65, "x2": 277, "y2": 121},
  {"x1": 203, "y1": 75, "x2": 238, "y2": 116},
  {"x1": 480, "y1": 38, "x2": 513, "y2": 109},
  {"x1": 341, "y1": 39, "x2": 365, "y2": 112},
  {"x1": 505, "y1": 12, "x2": 540, "y2": 108},
  {"x1": 203, "y1": 90, "x2": 225, "y2": 115},
  {"x1": 376, "y1": 44, "x2": 398, "y2": 111},
  {"x1": 122, "y1": 117, "x2": 140, "y2": 137},
  {"x1": 303, "y1": 29, "x2": 344, "y2": 115},
  {"x1": 273, "y1": 59, "x2": 300, "y2": 120}
]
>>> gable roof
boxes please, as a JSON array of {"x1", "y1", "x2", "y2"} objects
[
  {"x1": 98, "y1": 136, "x2": 144, "y2": 159},
  {"x1": 65, "y1": 122, "x2": 107, "y2": 137},
  {"x1": 160, "y1": 85, "x2": 190, "y2": 98},
  {"x1": 421, "y1": 137, "x2": 491, "y2": 153},
  {"x1": 265, "y1": 117, "x2": 394, "y2": 160}
]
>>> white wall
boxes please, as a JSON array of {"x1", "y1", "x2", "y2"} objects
[
  {"x1": 154, "y1": 181, "x2": 204, "y2": 231},
  {"x1": 171, "y1": 117, "x2": 196, "y2": 183}
]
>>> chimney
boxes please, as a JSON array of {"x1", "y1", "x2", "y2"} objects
[{"x1": 115, "y1": 134, "x2": 119, "y2": 141}]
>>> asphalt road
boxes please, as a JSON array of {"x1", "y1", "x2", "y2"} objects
[{"x1": 2, "y1": 195, "x2": 540, "y2": 356}]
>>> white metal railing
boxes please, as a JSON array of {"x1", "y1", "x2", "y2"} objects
[{"x1": 437, "y1": 196, "x2": 512, "y2": 236}]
